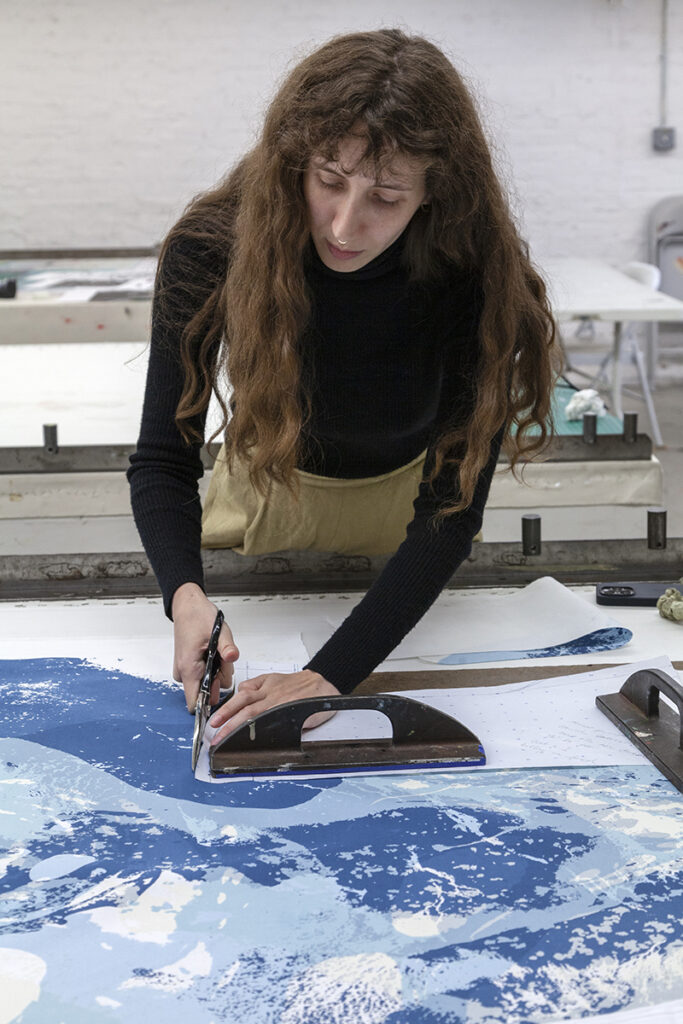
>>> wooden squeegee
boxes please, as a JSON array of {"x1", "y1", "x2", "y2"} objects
[
  {"x1": 597, "y1": 667, "x2": 683, "y2": 793},
  {"x1": 209, "y1": 693, "x2": 485, "y2": 779}
]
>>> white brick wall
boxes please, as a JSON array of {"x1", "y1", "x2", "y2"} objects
[{"x1": 2, "y1": 0, "x2": 682, "y2": 263}]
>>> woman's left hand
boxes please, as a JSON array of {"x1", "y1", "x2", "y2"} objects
[{"x1": 209, "y1": 669, "x2": 340, "y2": 745}]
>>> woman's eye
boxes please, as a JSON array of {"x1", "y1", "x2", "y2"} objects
[
  {"x1": 374, "y1": 194, "x2": 399, "y2": 207},
  {"x1": 319, "y1": 178, "x2": 341, "y2": 191}
]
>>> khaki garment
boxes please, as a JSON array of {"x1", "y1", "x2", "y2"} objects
[{"x1": 201, "y1": 446, "x2": 427, "y2": 556}]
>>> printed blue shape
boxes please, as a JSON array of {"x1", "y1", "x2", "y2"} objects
[
  {"x1": 0, "y1": 657, "x2": 337, "y2": 808},
  {"x1": 438, "y1": 626, "x2": 632, "y2": 664},
  {"x1": 1, "y1": 657, "x2": 682, "y2": 1024}
]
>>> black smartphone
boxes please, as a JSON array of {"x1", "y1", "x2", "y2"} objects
[{"x1": 596, "y1": 581, "x2": 681, "y2": 607}]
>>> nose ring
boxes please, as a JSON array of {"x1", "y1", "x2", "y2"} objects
[{"x1": 335, "y1": 238, "x2": 348, "y2": 247}]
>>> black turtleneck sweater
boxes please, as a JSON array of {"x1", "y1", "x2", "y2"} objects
[{"x1": 127, "y1": 232, "x2": 501, "y2": 692}]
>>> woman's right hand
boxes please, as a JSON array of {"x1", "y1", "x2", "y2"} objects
[{"x1": 171, "y1": 583, "x2": 240, "y2": 712}]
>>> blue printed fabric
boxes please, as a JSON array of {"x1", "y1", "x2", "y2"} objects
[{"x1": 1, "y1": 658, "x2": 682, "y2": 1023}]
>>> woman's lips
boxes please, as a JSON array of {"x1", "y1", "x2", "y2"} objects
[{"x1": 326, "y1": 240, "x2": 364, "y2": 261}]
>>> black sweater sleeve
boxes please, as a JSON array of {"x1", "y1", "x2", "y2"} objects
[
  {"x1": 304, "y1": 428, "x2": 501, "y2": 692},
  {"x1": 127, "y1": 237, "x2": 223, "y2": 616}
]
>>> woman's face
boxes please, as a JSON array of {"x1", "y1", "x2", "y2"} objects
[{"x1": 303, "y1": 136, "x2": 427, "y2": 272}]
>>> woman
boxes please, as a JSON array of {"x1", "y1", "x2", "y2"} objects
[{"x1": 128, "y1": 28, "x2": 557, "y2": 745}]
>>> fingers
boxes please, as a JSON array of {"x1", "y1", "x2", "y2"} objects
[
  {"x1": 205, "y1": 675, "x2": 264, "y2": 733},
  {"x1": 209, "y1": 694, "x2": 336, "y2": 747},
  {"x1": 302, "y1": 709, "x2": 337, "y2": 730},
  {"x1": 209, "y1": 677, "x2": 267, "y2": 728},
  {"x1": 182, "y1": 673, "x2": 202, "y2": 713},
  {"x1": 217, "y1": 622, "x2": 239, "y2": 664},
  {"x1": 238, "y1": 676, "x2": 264, "y2": 693},
  {"x1": 212, "y1": 627, "x2": 239, "y2": 702},
  {"x1": 180, "y1": 647, "x2": 236, "y2": 712},
  {"x1": 208, "y1": 671, "x2": 339, "y2": 746},
  {"x1": 209, "y1": 694, "x2": 273, "y2": 746}
]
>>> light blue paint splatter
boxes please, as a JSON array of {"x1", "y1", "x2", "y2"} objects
[{"x1": 1, "y1": 658, "x2": 681, "y2": 1024}]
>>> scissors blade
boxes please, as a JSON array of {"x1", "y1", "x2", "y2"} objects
[
  {"x1": 190, "y1": 609, "x2": 224, "y2": 772},
  {"x1": 192, "y1": 693, "x2": 211, "y2": 771}
]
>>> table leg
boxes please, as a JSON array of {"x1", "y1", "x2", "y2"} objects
[
  {"x1": 631, "y1": 341, "x2": 664, "y2": 446},
  {"x1": 611, "y1": 322, "x2": 624, "y2": 420},
  {"x1": 646, "y1": 322, "x2": 659, "y2": 387}
]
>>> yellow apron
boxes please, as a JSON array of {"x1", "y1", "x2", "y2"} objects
[{"x1": 201, "y1": 446, "x2": 427, "y2": 556}]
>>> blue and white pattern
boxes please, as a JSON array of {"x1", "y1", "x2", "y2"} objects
[
  {"x1": 437, "y1": 626, "x2": 632, "y2": 664},
  {"x1": 1, "y1": 658, "x2": 682, "y2": 1023}
]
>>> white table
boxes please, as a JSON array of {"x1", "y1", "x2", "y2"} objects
[
  {"x1": 540, "y1": 257, "x2": 683, "y2": 441},
  {"x1": 542, "y1": 257, "x2": 683, "y2": 323},
  {"x1": 0, "y1": 256, "x2": 154, "y2": 345}
]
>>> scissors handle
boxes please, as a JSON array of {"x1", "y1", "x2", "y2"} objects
[
  {"x1": 197, "y1": 609, "x2": 225, "y2": 702},
  {"x1": 191, "y1": 609, "x2": 225, "y2": 770}
]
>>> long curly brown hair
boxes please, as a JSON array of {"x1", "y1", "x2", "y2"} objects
[{"x1": 156, "y1": 28, "x2": 558, "y2": 519}]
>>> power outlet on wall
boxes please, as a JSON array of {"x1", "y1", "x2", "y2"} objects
[{"x1": 652, "y1": 126, "x2": 676, "y2": 151}]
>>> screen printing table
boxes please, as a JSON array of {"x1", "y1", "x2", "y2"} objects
[
  {"x1": 1, "y1": 584, "x2": 683, "y2": 1024},
  {"x1": 0, "y1": 251, "x2": 679, "y2": 550},
  {"x1": 0, "y1": 252, "x2": 155, "y2": 345}
]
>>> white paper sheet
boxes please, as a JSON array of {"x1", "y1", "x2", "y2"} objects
[
  {"x1": 0, "y1": 632, "x2": 308, "y2": 689},
  {"x1": 197, "y1": 656, "x2": 679, "y2": 783},
  {"x1": 228, "y1": 635, "x2": 308, "y2": 676},
  {"x1": 389, "y1": 655, "x2": 679, "y2": 770},
  {"x1": 310, "y1": 577, "x2": 631, "y2": 663}
]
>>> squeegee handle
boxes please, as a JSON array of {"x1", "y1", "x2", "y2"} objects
[
  {"x1": 621, "y1": 668, "x2": 683, "y2": 750},
  {"x1": 214, "y1": 693, "x2": 479, "y2": 754}
]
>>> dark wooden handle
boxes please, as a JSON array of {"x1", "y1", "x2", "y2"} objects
[
  {"x1": 213, "y1": 693, "x2": 480, "y2": 754},
  {"x1": 621, "y1": 668, "x2": 683, "y2": 749}
]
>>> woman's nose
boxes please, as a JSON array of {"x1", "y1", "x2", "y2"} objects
[{"x1": 331, "y1": 197, "x2": 362, "y2": 243}]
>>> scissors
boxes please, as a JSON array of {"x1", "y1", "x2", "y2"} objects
[{"x1": 191, "y1": 609, "x2": 226, "y2": 771}]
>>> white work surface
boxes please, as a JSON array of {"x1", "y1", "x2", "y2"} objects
[
  {"x1": 542, "y1": 257, "x2": 683, "y2": 323},
  {"x1": 2, "y1": 585, "x2": 682, "y2": 775},
  {"x1": 0, "y1": 257, "x2": 154, "y2": 345},
  {"x1": 3, "y1": 584, "x2": 682, "y2": 668}
]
